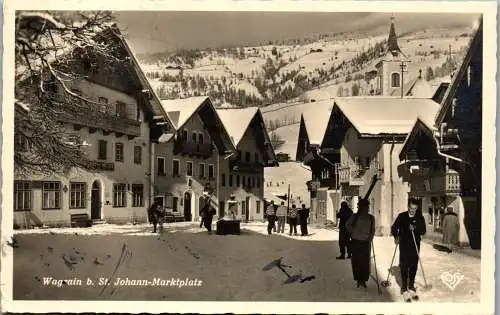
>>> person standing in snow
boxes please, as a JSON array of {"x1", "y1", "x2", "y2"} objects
[
  {"x1": 201, "y1": 193, "x2": 216, "y2": 234},
  {"x1": 442, "y1": 207, "x2": 459, "y2": 252},
  {"x1": 276, "y1": 201, "x2": 287, "y2": 233},
  {"x1": 298, "y1": 204, "x2": 309, "y2": 236},
  {"x1": 148, "y1": 202, "x2": 165, "y2": 233},
  {"x1": 288, "y1": 204, "x2": 298, "y2": 236},
  {"x1": 336, "y1": 201, "x2": 354, "y2": 259},
  {"x1": 391, "y1": 197, "x2": 426, "y2": 300},
  {"x1": 346, "y1": 198, "x2": 375, "y2": 288},
  {"x1": 266, "y1": 201, "x2": 277, "y2": 235}
]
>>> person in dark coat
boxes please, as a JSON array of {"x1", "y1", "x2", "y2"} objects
[
  {"x1": 336, "y1": 201, "x2": 354, "y2": 259},
  {"x1": 391, "y1": 197, "x2": 426, "y2": 298},
  {"x1": 346, "y1": 198, "x2": 375, "y2": 288},
  {"x1": 148, "y1": 202, "x2": 165, "y2": 233},
  {"x1": 299, "y1": 204, "x2": 309, "y2": 236},
  {"x1": 266, "y1": 201, "x2": 276, "y2": 235},
  {"x1": 201, "y1": 193, "x2": 216, "y2": 234}
]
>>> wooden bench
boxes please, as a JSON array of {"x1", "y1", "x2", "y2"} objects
[
  {"x1": 164, "y1": 213, "x2": 185, "y2": 223},
  {"x1": 70, "y1": 213, "x2": 92, "y2": 228}
]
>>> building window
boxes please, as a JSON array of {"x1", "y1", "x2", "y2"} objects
[
  {"x1": 98, "y1": 140, "x2": 107, "y2": 160},
  {"x1": 134, "y1": 146, "x2": 142, "y2": 164},
  {"x1": 199, "y1": 163, "x2": 205, "y2": 178},
  {"x1": 113, "y1": 183, "x2": 127, "y2": 207},
  {"x1": 69, "y1": 182, "x2": 86, "y2": 209},
  {"x1": 237, "y1": 150, "x2": 242, "y2": 160},
  {"x1": 236, "y1": 175, "x2": 240, "y2": 187},
  {"x1": 182, "y1": 129, "x2": 188, "y2": 140},
  {"x1": 229, "y1": 174, "x2": 233, "y2": 187},
  {"x1": 116, "y1": 101, "x2": 128, "y2": 118},
  {"x1": 192, "y1": 132, "x2": 197, "y2": 143},
  {"x1": 391, "y1": 73, "x2": 400, "y2": 88},
  {"x1": 245, "y1": 152, "x2": 251, "y2": 162},
  {"x1": 186, "y1": 162, "x2": 193, "y2": 176},
  {"x1": 157, "y1": 157, "x2": 166, "y2": 176},
  {"x1": 115, "y1": 143, "x2": 124, "y2": 162},
  {"x1": 248, "y1": 176, "x2": 252, "y2": 188},
  {"x1": 173, "y1": 160, "x2": 180, "y2": 177},
  {"x1": 254, "y1": 153, "x2": 259, "y2": 164},
  {"x1": 42, "y1": 181, "x2": 61, "y2": 209},
  {"x1": 14, "y1": 181, "x2": 31, "y2": 211},
  {"x1": 172, "y1": 197, "x2": 179, "y2": 212},
  {"x1": 257, "y1": 177, "x2": 261, "y2": 188},
  {"x1": 221, "y1": 174, "x2": 226, "y2": 187},
  {"x1": 132, "y1": 184, "x2": 144, "y2": 207},
  {"x1": 98, "y1": 96, "x2": 108, "y2": 104},
  {"x1": 242, "y1": 175, "x2": 246, "y2": 188},
  {"x1": 15, "y1": 134, "x2": 29, "y2": 152},
  {"x1": 198, "y1": 133, "x2": 204, "y2": 144},
  {"x1": 256, "y1": 200, "x2": 261, "y2": 214},
  {"x1": 208, "y1": 165, "x2": 215, "y2": 179}
]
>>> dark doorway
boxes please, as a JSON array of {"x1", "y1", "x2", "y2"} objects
[
  {"x1": 245, "y1": 196, "x2": 250, "y2": 221},
  {"x1": 184, "y1": 192, "x2": 192, "y2": 221},
  {"x1": 91, "y1": 181, "x2": 101, "y2": 220}
]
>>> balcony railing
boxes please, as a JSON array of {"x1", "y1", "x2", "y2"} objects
[
  {"x1": 339, "y1": 165, "x2": 366, "y2": 186},
  {"x1": 89, "y1": 160, "x2": 115, "y2": 171},
  {"x1": 444, "y1": 172, "x2": 461, "y2": 193},
  {"x1": 230, "y1": 160, "x2": 262, "y2": 173},
  {"x1": 60, "y1": 112, "x2": 141, "y2": 137},
  {"x1": 173, "y1": 139, "x2": 213, "y2": 158}
]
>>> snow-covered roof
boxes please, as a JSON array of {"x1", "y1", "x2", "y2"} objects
[
  {"x1": 216, "y1": 107, "x2": 259, "y2": 146},
  {"x1": 301, "y1": 100, "x2": 333, "y2": 145},
  {"x1": 334, "y1": 97, "x2": 441, "y2": 135},
  {"x1": 160, "y1": 96, "x2": 209, "y2": 129}
]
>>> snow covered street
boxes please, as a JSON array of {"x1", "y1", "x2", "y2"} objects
[{"x1": 12, "y1": 222, "x2": 480, "y2": 302}]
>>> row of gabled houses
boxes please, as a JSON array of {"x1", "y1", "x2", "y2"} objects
[
  {"x1": 13, "y1": 25, "x2": 278, "y2": 229},
  {"x1": 296, "y1": 17, "x2": 482, "y2": 249}
]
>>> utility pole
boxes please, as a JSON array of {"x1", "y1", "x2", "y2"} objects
[
  {"x1": 400, "y1": 61, "x2": 408, "y2": 99},
  {"x1": 287, "y1": 184, "x2": 291, "y2": 213}
]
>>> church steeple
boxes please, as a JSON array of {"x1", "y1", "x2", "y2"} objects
[{"x1": 387, "y1": 16, "x2": 403, "y2": 56}]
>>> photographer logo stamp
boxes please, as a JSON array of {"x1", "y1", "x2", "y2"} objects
[{"x1": 440, "y1": 271, "x2": 464, "y2": 291}]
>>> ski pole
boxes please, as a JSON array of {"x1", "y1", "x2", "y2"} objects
[
  {"x1": 371, "y1": 240, "x2": 382, "y2": 295},
  {"x1": 381, "y1": 243, "x2": 398, "y2": 287},
  {"x1": 410, "y1": 227, "x2": 432, "y2": 290}
]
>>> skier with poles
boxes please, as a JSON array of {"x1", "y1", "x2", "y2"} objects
[
  {"x1": 345, "y1": 198, "x2": 376, "y2": 289},
  {"x1": 391, "y1": 197, "x2": 427, "y2": 302}
]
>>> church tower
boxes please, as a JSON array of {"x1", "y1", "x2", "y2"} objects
[{"x1": 375, "y1": 16, "x2": 410, "y2": 96}]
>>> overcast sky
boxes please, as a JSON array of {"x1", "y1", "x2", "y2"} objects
[{"x1": 115, "y1": 12, "x2": 479, "y2": 54}]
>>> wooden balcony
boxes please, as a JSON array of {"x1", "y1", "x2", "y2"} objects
[
  {"x1": 89, "y1": 160, "x2": 115, "y2": 171},
  {"x1": 230, "y1": 160, "x2": 262, "y2": 173},
  {"x1": 173, "y1": 139, "x2": 214, "y2": 158},
  {"x1": 60, "y1": 112, "x2": 141, "y2": 137},
  {"x1": 339, "y1": 166, "x2": 366, "y2": 186},
  {"x1": 410, "y1": 172, "x2": 461, "y2": 195},
  {"x1": 443, "y1": 172, "x2": 461, "y2": 193}
]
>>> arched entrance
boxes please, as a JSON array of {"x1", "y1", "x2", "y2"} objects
[
  {"x1": 184, "y1": 191, "x2": 192, "y2": 221},
  {"x1": 91, "y1": 181, "x2": 101, "y2": 220}
]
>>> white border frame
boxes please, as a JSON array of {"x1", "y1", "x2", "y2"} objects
[{"x1": 1, "y1": 2, "x2": 496, "y2": 314}]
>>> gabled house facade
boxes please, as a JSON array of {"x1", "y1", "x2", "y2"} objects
[
  {"x1": 299, "y1": 97, "x2": 441, "y2": 234},
  {"x1": 398, "y1": 18, "x2": 483, "y2": 249},
  {"x1": 216, "y1": 107, "x2": 278, "y2": 221},
  {"x1": 295, "y1": 100, "x2": 339, "y2": 224},
  {"x1": 13, "y1": 26, "x2": 174, "y2": 228},
  {"x1": 153, "y1": 97, "x2": 235, "y2": 222}
]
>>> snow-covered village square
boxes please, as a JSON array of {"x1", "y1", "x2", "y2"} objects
[{"x1": 7, "y1": 9, "x2": 492, "y2": 309}]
